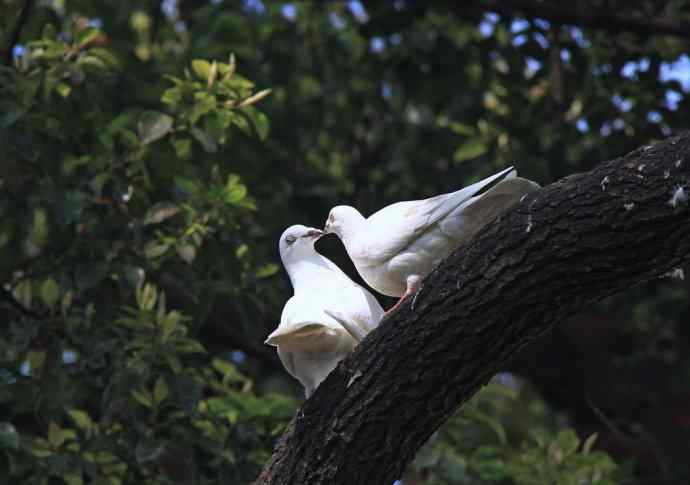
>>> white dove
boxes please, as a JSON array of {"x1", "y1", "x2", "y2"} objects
[
  {"x1": 265, "y1": 225, "x2": 384, "y2": 397},
  {"x1": 323, "y1": 166, "x2": 539, "y2": 310}
]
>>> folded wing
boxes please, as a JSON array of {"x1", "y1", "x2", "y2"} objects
[{"x1": 359, "y1": 167, "x2": 516, "y2": 262}]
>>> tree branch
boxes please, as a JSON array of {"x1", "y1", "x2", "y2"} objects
[
  {"x1": 255, "y1": 132, "x2": 690, "y2": 484},
  {"x1": 466, "y1": 0, "x2": 690, "y2": 40},
  {"x1": 0, "y1": 287, "x2": 44, "y2": 319},
  {"x1": 4, "y1": 0, "x2": 35, "y2": 65}
]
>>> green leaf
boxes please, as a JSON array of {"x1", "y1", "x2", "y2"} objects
[
  {"x1": 161, "y1": 87, "x2": 182, "y2": 107},
  {"x1": 68, "y1": 409, "x2": 94, "y2": 431},
  {"x1": 47, "y1": 422, "x2": 75, "y2": 447},
  {"x1": 154, "y1": 377, "x2": 169, "y2": 404},
  {"x1": 224, "y1": 174, "x2": 247, "y2": 203},
  {"x1": 191, "y1": 59, "x2": 212, "y2": 80},
  {"x1": 161, "y1": 311, "x2": 181, "y2": 342},
  {"x1": 138, "y1": 111, "x2": 174, "y2": 144},
  {"x1": 137, "y1": 282, "x2": 158, "y2": 311},
  {"x1": 135, "y1": 439, "x2": 165, "y2": 465},
  {"x1": 31, "y1": 438, "x2": 53, "y2": 458},
  {"x1": 56, "y1": 82, "x2": 71, "y2": 98},
  {"x1": 240, "y1": 106, "x2": 270, "y2": 140},
  {"x1": 255, "y1": 111, "x2": 270, "y2": 140},
  {"x1": 75, "y1": 27, "x2": 100, "y2": 47},
  {"x1": 450, "y1": 122, "x2": 475, "y2": 135},
  {"x1": 173, "y1": 138, "x2": 192, "y2": 159},
  {"x1": 453, "y1": 139, "x2": 487, "y2": 162},
  {"x1": 14, "y1": 279, "x2": 32, "y2": 308},
  {"x1": 235, "y1": 244, "x2": 248, "y2": 259},
  {"x1": 212, "y1": 358, "x2": 245, "y2": 385},
  {"x1": 143, "y1": 202, "x2": 180, "y2": 225},
  {"x1": 255, "y1": 263, "x2": 279, "y2": 278},
  {"x1": 191, "y1": 126, "x2": 218, "y2": 152},
  {"x1": 88, "y1": 47, "x2": 119, "y2": 68},
  {"x1": 0, "y1": 422, "x2": 20, "y2": 450},
  {"x1": 189, "y1": 93, "x2": 217, "y2": 123},
  {"x1": 27, "y1": 350, "x2": 46, "y2": 374},
  {"x1": 77, "y1": 55, "x2": 107, "y2": 73},
  {"x1": 40, "y1": 278, "x2": 60, "y2": 307},
  {"x1": 131, "y1": 388, "x2": 152, "y2": 408},
  {"x1": 176, "y1": 339, "x2": 206, "y2": 354},
  {"x1": 144, "y1": 242, "x2": 169, "y2": 259},
  {"x1": 557, "y1": 428, "x2": 580, "y2": 457},
  {"x1": 471, "y1": 446, "x2": 506, "y2": 481},
  {"x1": 63, "y1": 474, "x2": 84, "y2": 485},
  {"x1": 463, "y1": 406, "x2": 507, "y2": 445},
  {"x1": 174, "y1": 176, "x2": 200, "y2": 196}
]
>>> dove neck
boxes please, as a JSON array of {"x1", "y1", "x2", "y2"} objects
[
  {"x1": 287, "y1": 254, "x2": 347, "y2": 292},
  {"x1": 336, "y1": 219, "x2": 366, "y2": 253}
]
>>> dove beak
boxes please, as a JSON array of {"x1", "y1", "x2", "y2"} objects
[{"x1": 304, "y1": 229, "x2": 324, "y2": 239}]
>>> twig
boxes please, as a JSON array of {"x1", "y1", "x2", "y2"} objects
[
  {"x1": 4, "y1": 0, "x2": 35, "y2": 66},
  {"x1": 0, "y1": 287, "x2": 44, "y2": 319}
]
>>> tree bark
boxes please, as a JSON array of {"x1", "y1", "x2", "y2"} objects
[{"x1": 255, "y1": 132, "x2": 690, "y2": 485}]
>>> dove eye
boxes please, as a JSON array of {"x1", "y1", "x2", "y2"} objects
[{"x1": 285, "y1": 235, "x2": 297, "y2": 245}]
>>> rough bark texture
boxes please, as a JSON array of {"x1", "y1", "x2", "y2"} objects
[{"x1": 255, "y1": 132, "x2": 690, "y2": 485}]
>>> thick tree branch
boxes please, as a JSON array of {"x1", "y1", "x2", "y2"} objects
[
  {"x1": 255, "y1": 132, "x2": 690, "y2": 485},
  {"x1": 466, "y1": 0, "x2": 690, "y2": 40}
]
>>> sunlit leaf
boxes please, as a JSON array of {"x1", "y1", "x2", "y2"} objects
[
  {"x1": 75, "y1": 27, "x2": 100, "y2": 47},
  {"x1": 255, "y1": 263, "x2": 279, "y2": 278},
  {"x1": 192, "y1": 59, "x2": 212, "y2": 80},
  {"x1": 131, "y1": 388, "x2": 152, "y2": 408},
  {"x1": 453, "y1": 139, "x2": 487, "y2": 162},
  {"x1": 40, "y1": 278, "x2": 59, "y2": 307},
  {"x1": 138, "y1": 111, "x2": 174, "y2": 144},
  {"x1": 0, "y1": 422, "x2": 20, "y2": 450},
  {"x1": 68, "y1": 409, "x2": 94, "y2": 431},
  {"x1": 176, "y1": 244, "x2": 196, "y2": 263},
  {"x1": 144, "y1": 242, "x2": 169, "y2": 259},
  {"x1": 143, "y1": 202, "x2": 180, "y2": 225}
]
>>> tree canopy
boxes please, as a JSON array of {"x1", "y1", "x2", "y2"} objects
[{"x1": 1, "y1": 1, "x2": 689, "y2": 484}]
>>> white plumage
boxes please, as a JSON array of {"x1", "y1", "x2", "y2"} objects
[
  {"x1": 324, "y1": 167, "x2": 539, "y2": 303},
  {"x1": 266, "y1": 225, "x2": 384, "y2": 397}
]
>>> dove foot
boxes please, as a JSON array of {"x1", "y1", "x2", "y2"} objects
[{"x1": 384, "y1": 278, "x2": 422, "y2": 317}]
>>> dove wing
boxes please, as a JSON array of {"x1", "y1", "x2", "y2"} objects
[
  {"x1": 439, "y1": 176, "x2": 540, "y2": 243},
  {"x1": 358, "y1": 167, "x2": 515, "y2": 262},
  {"x1": 277, "y1": 348, "x2": 297, "y2": 378}
]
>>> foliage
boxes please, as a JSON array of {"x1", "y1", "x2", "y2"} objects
[
  {"x1": 1, "y1": 1, "x2": 689, "y2": 483},
  {"x1": 0, "y1": 16, "x2": 293, "y2": 483},
  {"x1": 409, "y1": 380, "x2": 623, "y2": 484}
]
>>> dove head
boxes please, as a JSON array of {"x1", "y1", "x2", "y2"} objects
[
  {"x1": 279, "y1": 225, "x2": 324, "y2": 264},
  {"x1": 324, "y1": 206, "x2": 365, "y2": 243}
]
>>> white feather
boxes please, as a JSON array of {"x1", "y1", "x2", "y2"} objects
[
  {"x1": 326, "y1": 168, "x2": 540, "y2": 297},
  {"x1": 266, "y1": 225, "x2": 384, "y2": 396}
]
